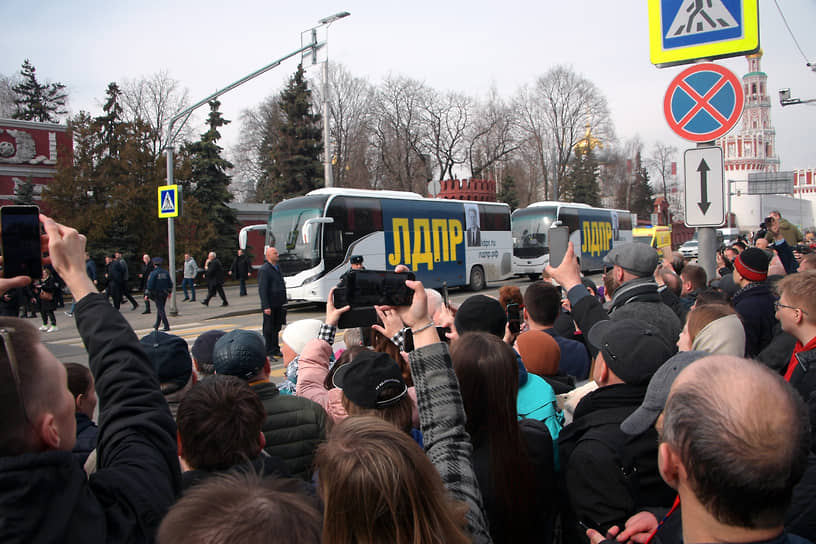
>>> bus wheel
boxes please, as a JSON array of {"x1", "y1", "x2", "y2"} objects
[
  {"x1": 527, "y1": 273, "x2": 540, "y2": 281},
  {"x1": 469, "y1": 266, "x2": 486, "y2": 291}
]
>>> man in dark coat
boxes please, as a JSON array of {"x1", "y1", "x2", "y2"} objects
[
  {"x1": 146, "y1": 257, "x2": 173, "y2": 331},
  {"x1": 106, "y1": 253, "x2": 124, "y2": 310},
  {"x1": 0, "y1": 215, "x2": 180, "y2": 542},
  {"x1": 116, "y1": 252, "x2": 139, "y2": 311},
  {"x1": 258, "y1": 247, "x2": 287, "y2": 358},
  {"x1": 558, "y1": 319, "x2": 675, "y2": 543},
  {"x1": 547, "y1": 241, "x2": 682, "y2": 357},
  {"x1": 229, "y1": 249, "x2": 251, "y2": 297},
  {"x1": 201, "y1": 251, "x2": 228, "y2": 307},
  {"x1": 138, "y1": 254, "x2": 152, "y2": 314},
  {"x1": 212, "y1": 329, "x2": 327, "y2": 480},
  {"x1": 732, "y1": 247, "x2": 776, "y2": 357}
]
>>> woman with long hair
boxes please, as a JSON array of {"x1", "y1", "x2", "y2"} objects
[
  {"x1": 451, "y1": 332, "x2": 557, "y2": 544},
  {"x1": 315, "y1": 416, "x2": 470, "y2": 544}
]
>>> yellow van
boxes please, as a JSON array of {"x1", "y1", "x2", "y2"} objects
[{"x1": 633, "y1": 226, "x2": 672, "y2": 250}]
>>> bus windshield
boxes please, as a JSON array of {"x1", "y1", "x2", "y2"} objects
[
  {"x1": 268, "y1": 195, "x2": 328, "y2": 275},
  {"x1": 512, "y1": 206, "x2": 557, "y2": 258}
]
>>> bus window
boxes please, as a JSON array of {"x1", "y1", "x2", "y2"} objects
[
  {"x1": 479, "y1": 204, "x2": 511, "y2": 230},
  {"x1": 326, "y1": 197, "x2": 384, "y2": 271}
]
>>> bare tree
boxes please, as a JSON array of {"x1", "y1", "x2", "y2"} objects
[
  {"x1": 120, "y1": 71, "x2": 191, "y2": 160},
  {"x1": 369, "y1": 74, "x2": 430, "y2": 193},
  {"x1": 517, "y1": 66, "x2": 614, "y2": 200},
  {"x1": 514, "y1": 83, "x2": 552, "y2": 200},
  {"x1": 647, "y1": 141, "x2": 678, "y2": 224},
  {"x1": 229, "y1": 98, "x2": 278, "y2": 202},
  {"x1": 312, "y1": 63, "x2": 374, "y2": 188},
  {"x1": 420, "y1": 89, "x2": 471, "y2": 181},
  {"x1": 467, "y1": 87, "x2": 520, "y2": 180},
  {"x1": 605, "y1": 137, "x2": 643, "y2": 212}
]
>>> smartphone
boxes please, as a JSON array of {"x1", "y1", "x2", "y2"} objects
[
  {"x1": 441, "y1": 282, "x2": 449, "y2": 309},
  {"x1": 506, "y1": 302, "x2": 522, "y2": 334},
  {"x1": 1, "y1": 205, "x2": 42, "y2": 279},
  {"x1": 337, "y1": 270, "x2": 415, "y2": 308}
]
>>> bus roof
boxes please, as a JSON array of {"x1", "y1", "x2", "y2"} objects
[
  {"x1": 526, "y1": 201, "x2": 592, "y2": 209},
  {"x1": 307, "y1": 188, "x2": 424, "y2": 200}
]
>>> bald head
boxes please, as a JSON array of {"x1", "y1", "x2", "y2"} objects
[
  {"x1": 265, "y1": 247, "x2": 279, "y2": 265},
  {"x1": 662, "y1": 355, "x2": 809, "y2": 529}
]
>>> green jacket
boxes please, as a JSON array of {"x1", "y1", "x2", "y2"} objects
[
  {"x1": 250, "y1": 381, "x2": 327, "y2": 480},
  {"x1": 766, "y1": 218, "x2": 803, "y2": 247}
]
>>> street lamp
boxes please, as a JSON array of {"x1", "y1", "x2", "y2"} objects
[
  {"x1": 779, "y1": 88, "x2": 816, "y2": 106},
  {"x1": 314, "y1": 11, "x2": 350, "y2": 188}
]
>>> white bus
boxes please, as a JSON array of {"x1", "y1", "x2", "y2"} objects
[
  {"x1": 512, "y1": 202, "x2": 635, "y2": 277},
  {"x1": 240, "y1": 188, "x2": 514, "y2": 303}
]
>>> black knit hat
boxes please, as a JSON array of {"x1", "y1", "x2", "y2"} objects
[
  {"x1": 139, "y1": 331, "x2": 193, "y2": 390},
  {"x1": 454, "y1": 295, "x2": 506, "y2": 338},
  {"x1": 734, "y1": 248, "x2": 769, "y2": 282}
]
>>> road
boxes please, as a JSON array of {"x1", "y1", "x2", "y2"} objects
[{"x1": 41, "y1": 273, "x2": 603, "y2": 384}]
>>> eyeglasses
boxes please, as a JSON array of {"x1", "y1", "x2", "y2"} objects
[
  {"x1": 775, "y1": 300, "x2": 809, "y2": 315},
  {"x1": 0, "y1": 327, "x2": 28, "y2": 423}
]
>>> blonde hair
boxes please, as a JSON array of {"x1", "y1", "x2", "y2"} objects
[
  {"x1": 776, "y1": 270, "x2": 816, "y2": 325},
  {"x1": 315, "y1": 416, "x2": 470, "y2": 544}
]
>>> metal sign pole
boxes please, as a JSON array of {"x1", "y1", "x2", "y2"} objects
[{"x1": 696, "y1": 141, "x2": 718, "y2": 282}]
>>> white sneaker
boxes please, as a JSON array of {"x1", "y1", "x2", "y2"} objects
[
  {"x1": 39, "y1": 325, "x2": 48, "y2": 331},
  {"x1": 47, "y1": 326, "x2": 58, "y2": 332}
]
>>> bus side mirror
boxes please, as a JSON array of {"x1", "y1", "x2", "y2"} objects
[{"x1": 302, "y1": 217, "x2": 334, "y2": 245}]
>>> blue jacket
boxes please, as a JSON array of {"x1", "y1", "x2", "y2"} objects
[
  {"x1": 258, "y1": 261, "x2": 286, "y2": 309},
  {"x1": 72, "y1": 412, "x2": 98, "y2": 465},
  {"x1": 542, "y1": 327, "x2": 591, "y2": 381},
  {"x1": 732, "y1": 281, "x2": 777, "y2": 358},
  {"x1": 146, "y1": 266, "x2": 173, "y2": 298}
]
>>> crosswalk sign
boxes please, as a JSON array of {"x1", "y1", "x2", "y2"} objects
[
  {"x1": 648, "y1": 0, "x2": 759, "y2": 67},
  {"x1": 158, "y1": 185, "x2": 179, "y2": 218}
]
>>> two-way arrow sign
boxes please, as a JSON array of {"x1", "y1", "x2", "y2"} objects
[
  {"x1": 684, "y1": 147, "x2": 724, "y2": 227},
  {"x1": 697, "y1": 159, "x2": 711, "y2": 215}
]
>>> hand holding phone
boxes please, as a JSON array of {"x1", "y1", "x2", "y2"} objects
[{"x1": 506, "y1": 302, "x2": 522, "y2": 334}]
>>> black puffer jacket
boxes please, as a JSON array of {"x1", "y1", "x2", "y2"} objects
[
  {"x1": 251, "y1": 381, "x2": 327, "y2": 480},
  {"x1": 732, "y1": 282, "x2": 777, "y2": 357},
  {"x1": 0, "y1": 293, "x2": 180, "y2": 543}
]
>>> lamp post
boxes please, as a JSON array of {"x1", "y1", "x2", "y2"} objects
[
  {"x1": 313, "y1": 11, "x2": 350, "y2": 188},
  {"x1": 779, "y1": 88, "x2": 816, "y2": 106},
  {"x1": 162, "y1": 16, "x2": 346, "y2": 316}
]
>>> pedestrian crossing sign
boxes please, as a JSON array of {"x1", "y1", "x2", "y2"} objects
[
  {"x1": 648, "y1": 0, "x2": 759, "y2": 67},
  {"x1": 158, "y1": 185, "x2": 179, "y2": 218}
]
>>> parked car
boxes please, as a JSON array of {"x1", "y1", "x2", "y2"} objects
[{"x1": 679, "y1": 239, "x2": 699, "y2": 258}]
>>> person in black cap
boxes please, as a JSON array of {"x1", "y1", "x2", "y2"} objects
[
  {"x1": 146, "y1": 257, "x2": 173, "y2": 332},
  {"x1": 190, "y1": 329, "x2": 226, "y2": 377},
  {"x1": 558, "y1": 318, "x2": 676, "y2": 543},
  {"x1": 350, "y1": 255, "x2": 365, "y2": 270},
  {"x1": 547, "y1": 241, "x2": 682, "y2": 353},
  {"x1": 332, "y1": 349, "x2": 419, "y2": 442},
  {"x1": 140, "y1": 330, "x2": 195, "y2": 418},
  {"x1": 212, "y1": 329, "x2": 327, "y2": 480}
]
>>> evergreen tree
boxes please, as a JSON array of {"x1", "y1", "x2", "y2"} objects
[
  {"x1": 183, "y1": 100, "x2": 237, "y2": 259},
  {"x1": 257, "y1": 65, "x2": 323, "y2": 202},
  {"x1": 563, "y1": 144, "x2": 601, "y2": 206},
  {"x1": 497, "y1": 173, "x2": 519, "y2": 211},
  {"x1": 11, "y1": 59, "x2": 67, "y2": 123},
  {"x1": 629, "y1": 152, "x2": 655, "y2": 220},
  {"x1": 13, "y1": 177, "x2": 35, "y2": 205}
]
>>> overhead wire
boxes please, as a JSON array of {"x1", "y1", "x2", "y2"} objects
[{"x1": 773, "y1": 0, "x2": 813, "y2": 70}]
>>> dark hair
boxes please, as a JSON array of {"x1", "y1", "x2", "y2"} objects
[
  {"x1": 694, "y1": 288, "x2": 730, "y2": 307},
  {"x1": 681, "y1": 264, "x2": 707, "y2": 291},
  {"x1": 341, "y1": 385, "x2": 414, "y2": 434},
  {"x1": 523, "y1": 281, "x2": 561, "y2": 325},
  {"x1": 671, "y1": 252, "x2": 686, "y2": 275},
  {"x1": 65, "y1": 363, "x2": 92, "y2": 400},
  {"x1": 662, "y1": 356, "x2": 810, "y2": 529},
  {"x1": 498, "y1": 285, "x2": 523, "y2": 312},
  {"x1": 372, "y1": 331, "x2": 412, "y2": 387},
  {"x1": 0, "y1": 317, "x2": 48, "y2": 456},
  {"x1": 324, "y1": 345, "x2": 367, "y2": 390},
  {"x1": 661, "y1": 270, "x2": 682, "y2": 296},
  {"x1": 157, "y1": 472, "x2": 321, "y2": 544},
  {"x1": 450, "y1": 332, "x2": 541, "y2": 540},
  {"x1": 176, "y1": 375, "x2": 265, "y2": 471}
]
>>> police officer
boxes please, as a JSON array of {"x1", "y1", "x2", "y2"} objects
[{"x1": 146, "y1": 257, "x2": 173, "y2": 331}]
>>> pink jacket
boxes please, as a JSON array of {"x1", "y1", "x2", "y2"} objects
[{"x1": 296, "y1": 338, "x2": 419, "y2": 427}]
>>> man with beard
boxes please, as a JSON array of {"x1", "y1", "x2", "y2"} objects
[{"x1": 547, "y1": 242, "x2": 682, "y2": 358}]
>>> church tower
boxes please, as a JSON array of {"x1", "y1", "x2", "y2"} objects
[{"x1": 717, "y1": 51, "x2": 780, "y2": 177}]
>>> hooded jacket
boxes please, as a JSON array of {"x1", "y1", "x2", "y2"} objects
[{"x1": 691, "y1": 314, "x2": 746, "y2": 356}]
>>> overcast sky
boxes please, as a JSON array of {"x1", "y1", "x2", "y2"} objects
[{"x1": 3, "y1": 0, "x2": 814, "y2": 176}]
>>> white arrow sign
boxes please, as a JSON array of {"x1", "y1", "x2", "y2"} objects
[{"x1": 684, "y1": 147, "x2": 725, "y2": 227}]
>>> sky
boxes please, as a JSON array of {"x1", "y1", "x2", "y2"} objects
[{"x1": 3, "y1": 0, "x2": 815, "y2": 178}]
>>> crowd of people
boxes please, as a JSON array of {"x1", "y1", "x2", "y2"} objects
[{"x1": 0, "y1": 211, "x2": 815, "y2": 544}]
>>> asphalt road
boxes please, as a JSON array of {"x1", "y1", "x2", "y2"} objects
[{"x1": 41, "y1": 273, "x2": 603, "y2": 383}]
